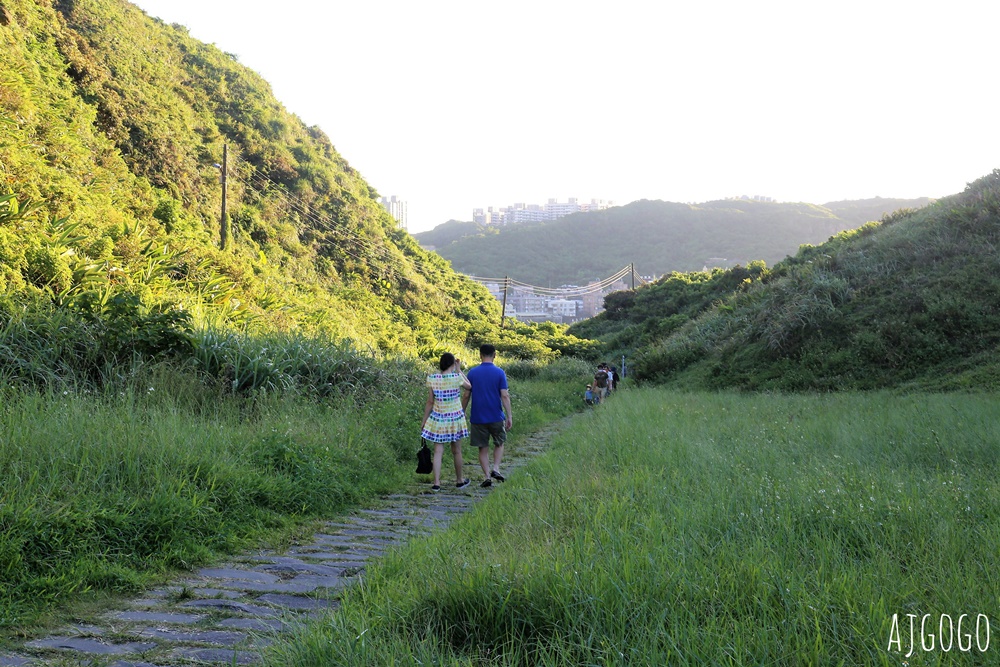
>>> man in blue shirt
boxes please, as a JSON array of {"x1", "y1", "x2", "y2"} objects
[{"x1": 463, "y1": 344, "x2": 513, "y2": 488}]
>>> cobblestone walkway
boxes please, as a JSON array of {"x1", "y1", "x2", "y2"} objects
[{"x1": 0, "y1": 419, "x2": 560, "y2": 666}]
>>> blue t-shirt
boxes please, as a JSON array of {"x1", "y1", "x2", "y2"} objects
[{"x1": 466, "y1": 361, "x2": 508, "y2": 424}]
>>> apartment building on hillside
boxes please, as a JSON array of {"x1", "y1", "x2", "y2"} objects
[{"x1": 379, "y1": 195, "x2": 408, "y2": 231}]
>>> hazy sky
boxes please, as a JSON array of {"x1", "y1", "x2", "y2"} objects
[{"x1": 132, "y1": 0, "x2": 999, "y2": 233}]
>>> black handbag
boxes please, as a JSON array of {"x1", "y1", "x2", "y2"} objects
[{"x1": 416, "y1": 438, "x2": 433, "y2": 474}]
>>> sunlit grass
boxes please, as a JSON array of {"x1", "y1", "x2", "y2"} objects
[
  {"x1": 263, "y1": 389, "x2": 1000, "y2": 666},
  {"x1": 0, "y1": 357, "x2": 586, "y2": 632}
]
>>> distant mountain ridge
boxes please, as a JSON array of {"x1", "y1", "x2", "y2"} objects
[
  {"x1": 414, "y1": 197, "x2": 932, "y2": 285},
  {"x1": 569, "y1": 171, "x2": 1000, "y2": 391}
]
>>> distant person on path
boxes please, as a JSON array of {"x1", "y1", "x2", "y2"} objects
[
  {"x1": 593, "y1": 364, "x2": 610, "y2": 403},
  {"x1": 463, "y1": 344, "x2": 513, "y2": 488},
  {"x1": 421, "y1": 352, "x2": 471, "y2": 491},
  {"x1": 584, "y1": 384, "x2": 595, "y2": 406}
]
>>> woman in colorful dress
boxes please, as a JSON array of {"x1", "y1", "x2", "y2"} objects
[{"x1": 421, "y1": 352, "x2": 472, "y2": 490}]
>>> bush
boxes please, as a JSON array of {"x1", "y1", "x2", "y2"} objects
[{"x1": 24, "y1": 245, "x2": 72, "y2": 294}]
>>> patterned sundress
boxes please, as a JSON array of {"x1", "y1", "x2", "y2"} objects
[{"x1": 421, "y1": 372, "x2": 470, "y2": 443}]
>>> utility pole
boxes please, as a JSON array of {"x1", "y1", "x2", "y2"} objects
[
  {"x1": 219, "y1": 143, "x2": 229, "y2": 250},
  {"x1": 500, "y1": 276, "x2": 510, "y2": 329}
]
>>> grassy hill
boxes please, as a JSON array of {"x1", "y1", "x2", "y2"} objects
[
  {"x1": 573, "y1": 171, "x2": 1000, "y2": 391},
  {"x1": 412, "y1": 219, "x2": 493, "y2": 250},
  {"x1": 0, "y1": 0, "x2": 599, "y2": 630},
  {"x1": 0, "y1": 0, "x2": 587, "y2": 364},
  {"x1": 415, "y1": 197, "x2": 932, "y2": 285}
]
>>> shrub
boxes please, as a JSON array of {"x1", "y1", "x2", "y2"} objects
[{"x1": 24, "y1": 246, "x2": 72, "y2": 294}]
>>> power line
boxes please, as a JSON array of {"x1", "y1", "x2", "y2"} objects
[
  {"x1": 228, "y1": 165, "x2": 417, "y2": 279},
  {"x1": 464, "y1": 268, "x2": 634, "y2": 299},
  {"x1": 226, "y1": 155, "x2": 649, "y2": 313}
]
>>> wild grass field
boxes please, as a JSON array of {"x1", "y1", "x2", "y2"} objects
[
  {"x1": 0, "y1": 356, "x2": 590, "y2": 634},
  {"x1": 263, "y1": 389, "x2": 1000, "y2": 666}
]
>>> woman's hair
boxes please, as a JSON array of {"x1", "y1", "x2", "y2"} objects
[{"x1": 439, "y1": 352, "x2": 456, "y2": 372}]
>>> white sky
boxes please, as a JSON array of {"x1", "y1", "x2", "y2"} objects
[{"x1": 132, "y1": 0, "x2": 1000, "y2": 233}]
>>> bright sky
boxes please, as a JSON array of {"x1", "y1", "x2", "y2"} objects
[{"x1": 132, "y1": 0, "x2": 999, "y2": 233}]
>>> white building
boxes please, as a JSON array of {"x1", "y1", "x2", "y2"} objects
[
  {"x1": 379, "y1": 196, "x2": 408, "y2": 231},
  {"x1": 474, "y1": 198, "x2": 613, "y2": 225},
  {"x1": 547, "y1": 299, "x2": 578, "y2": 318},
  {"x1": 544, "y1": 198, "x2": 581, "y2": 218}
]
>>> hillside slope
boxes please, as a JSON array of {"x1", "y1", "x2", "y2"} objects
[
  {"x1": 417, "y1": 197, "x2": 931, "y2": 285},
  {"x1": 0, "y1": 0, "x2": 568, "y2": 357},
  {"x1": 607, "y1": 172, "x2": 1000, "y2": 391}
]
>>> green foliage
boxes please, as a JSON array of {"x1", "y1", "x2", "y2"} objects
[
  {"x1": 410, "y1": 219, "x2": 493, "y2": 250},
  {"x1": 0, "y1": 357, "x2": 584, "y2": 628},
  {"x1": 1, "y1": 0, "x2": 578, "y2": 361},
  {"x1": 0, "y1": 294, "x2": 194, "y2": 389},
  {"x1": 418, "y1": 197, "x2": 932, "y2": 287},
  {"x1": 570, "y1": 261, "x2": 771, "y2": 354},
  {"x1": 263, "y1": 390, "x2": 1000, "y2": 666},
  {"x1": 626, "y1": 170, "x2": 1000, "y2": 390},
  {"x1": 0, "y1": 0, "x2": 597, "y2": 635},
  {"x1": 0, "y1": 382, "x2": 409, "y2": 627},
  {"x1": 191, "y1": 328, "x2": 414, "y2": 397},
  {"x1": 23, "y1": 244, "x2": 72, "y2": 293}
]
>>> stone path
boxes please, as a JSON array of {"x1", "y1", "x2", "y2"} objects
[{"x1": 0, "y1": 419, "x2": 559, "y2": 666}]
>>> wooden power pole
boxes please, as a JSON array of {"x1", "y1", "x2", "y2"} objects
[
  {"x1": 500, "y1": 276, "x2": 510, "y2": 329},
  {"x1": 219, "y1": 143, "x2": 229, "y2": 250}
]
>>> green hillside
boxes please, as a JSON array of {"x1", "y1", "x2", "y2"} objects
[
  {"x1": 413, "y1": 219, "x2": 493, "y2": 250},
  {"x1": 0, "y1": 0, "x2": 582, "y2": 361},
  {"x1": 0, "y1": 0, "x2": 597, "y2": 630},
  {"x1": 577, "y1": 171, "x2": 1000, "y2": 391},
  {"x1": 415, "y1": 197, "x2": 931, "y2": 285}
]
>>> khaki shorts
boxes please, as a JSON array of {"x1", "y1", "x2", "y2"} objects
[{"x1": 470, "y1": 421, "x2": 507, "y2": 449}]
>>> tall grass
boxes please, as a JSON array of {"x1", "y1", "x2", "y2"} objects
[
  {"x1": 191, "y1": 329, "x2": 414, "y2": 396},
  {"x1": 263, "y1": 389, "x2": 1000, "y2": 666},
  {"x1": 0, "y1": 355, "x2": 588, "y2": 631},
  {"x1": 0, "y1": 378, "x2": 406, "y2": 628}
]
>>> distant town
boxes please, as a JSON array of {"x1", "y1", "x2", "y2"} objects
[
  {"x1": 400, "y1": 193, "x2": 768, "y2": 324},
  {"x1": 473, "y1": 197, "x2": 614, "y2": 226},
  {"x1": 475, "y1": 279, "x2": 625, "y2": 324},
  {"x1": 382, "y1": 194, "x2": 776, "y2": 234}
]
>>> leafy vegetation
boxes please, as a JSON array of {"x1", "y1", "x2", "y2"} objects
[
  {"x1": 0, "y1": 0, "x2": 597, "y2": 633},
  {"x1": 0, "y1": 358, "x2": 588, "y2": 629},
  {"x1": 568, "y1": 172, "x2": 999, "y2": 391},
  {"x1": 568, "y1": 260, "x2": 771, "y2": 358},
  {"x1": 618, "y1": 171, "x2": 1000, "y2": 390},
  {"x1": 0, "y1": 0, "x2": 589, "y2": 360},
  {"x1": 412, "y1": 219, "x2": 494, "y2": 250},
  {"x1": 263, "y1": 389, "x2": 1000, "y2": 666},
  {"x1": 415, "y1": 197, "x2": 931, "y2": 286}
]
